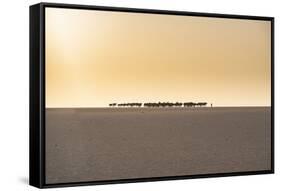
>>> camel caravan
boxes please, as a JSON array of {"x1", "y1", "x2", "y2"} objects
[{"x1": 109, "y1": 102, "x2": 208, "y2": 108}]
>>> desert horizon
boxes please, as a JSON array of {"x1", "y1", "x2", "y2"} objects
[
  {"x1": 46, "y1": 106, "x2": 271, "y2": 108},
  {"x1": 45, "y1": 100, "x2": 270, "y2": 109},
  {"x1": 46, "y1": 101, "x2": 271, "y2": 109},
  {"x1": 45, "y1": 7, "x2": 272, "y2": 184}
]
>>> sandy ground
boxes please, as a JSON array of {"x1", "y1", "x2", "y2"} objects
[{"x1": 45, "y1": 107, "x2": 271, "y2": 184}]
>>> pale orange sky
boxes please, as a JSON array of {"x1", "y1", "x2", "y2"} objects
[{"x1": 46, "y1": 8, "x2": 271, "y2": 108}]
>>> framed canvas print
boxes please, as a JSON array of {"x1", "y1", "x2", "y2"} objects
[{"x1": 29, "y1": 2, "x2": 274, "y2": 188}]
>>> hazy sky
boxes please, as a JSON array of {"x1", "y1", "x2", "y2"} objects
[{"x1": 46, "y1": 8, "x2": 271, "y2": 108}]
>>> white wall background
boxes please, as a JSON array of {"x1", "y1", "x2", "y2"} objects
[{"x1": 0, "y1": 0, "x2": 279, "y2": 190}]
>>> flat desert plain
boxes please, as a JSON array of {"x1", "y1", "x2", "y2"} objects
[{"x1": 46, "y1": 107, "x2": 271, "y2": 184}]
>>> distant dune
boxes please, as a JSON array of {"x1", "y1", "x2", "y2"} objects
[{"x1": 46, "y1": 107, "x2": 271, "y2": 184}]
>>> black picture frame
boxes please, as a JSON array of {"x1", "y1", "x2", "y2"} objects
[{"x1": 30, "y1": 2, "x2": 275, "y2": 188}]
